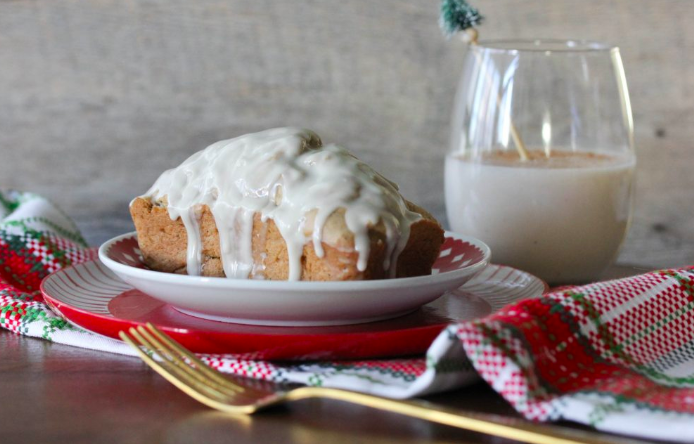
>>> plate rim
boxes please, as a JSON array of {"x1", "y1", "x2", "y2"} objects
[
  {"x1": 40, "y1": 261, "x2": 545, "y2": 338},
  {"x1": 97, "y1": 230, "x2": 492, "y2": 290}
]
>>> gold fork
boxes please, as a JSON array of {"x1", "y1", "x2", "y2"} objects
[{"x1": 120, "y1": 323, "x2": 642, "y2": 444}]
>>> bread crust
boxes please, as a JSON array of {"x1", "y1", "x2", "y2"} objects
[{"x1": 130, "y1": 197, "x2": 443, "y2": 281}]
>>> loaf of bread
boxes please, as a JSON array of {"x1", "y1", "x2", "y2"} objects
[
  {"x1": 131, "y1": 197, "x2": 443, "y2": 280},
  {"x1": 131, "y1": 128, "x2": 444, "y2": 281}
]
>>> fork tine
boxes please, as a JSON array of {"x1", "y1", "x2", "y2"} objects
[
  {"x1": 127, "y1": 327, "x2": 234, "y2": 400},
  {"x1": 144, "y1": 323, "x2": 244, "y2": 393},
  {"x1": 119, "y1": 330, "x2": 238, "y2": 410},
  {"x1": 134, "y1": 326, "x2": 241, "y2": 397}
]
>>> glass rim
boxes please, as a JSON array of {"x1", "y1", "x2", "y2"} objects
[{"x1": 470, "y1": 39, "x2": 619, "y2": 54}]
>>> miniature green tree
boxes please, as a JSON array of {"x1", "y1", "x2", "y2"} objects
[{"x1": 439, "y1": 0, "x2": 483, "y2": 39}]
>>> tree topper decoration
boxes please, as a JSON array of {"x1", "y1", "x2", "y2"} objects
[{"x1": 439, "y1": 0, "x2": 483, "y2": 41}]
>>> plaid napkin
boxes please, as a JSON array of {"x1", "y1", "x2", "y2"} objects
[{"x1": 2, "y1": 190, "x2": 694, "y2": 442}]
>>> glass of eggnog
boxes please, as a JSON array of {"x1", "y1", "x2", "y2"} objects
[{"x1": 445, "y1": 40, "x2": 635, "y2": 285}]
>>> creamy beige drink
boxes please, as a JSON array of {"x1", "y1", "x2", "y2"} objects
[{"x1": 445, "y1": 150, "x2": 635, "y2": 284}]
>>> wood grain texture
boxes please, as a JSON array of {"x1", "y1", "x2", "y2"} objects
[
  {"x1": 0, "y1": 0, "x2": 692, "y2": 267},
  {"x1": 0, "y1": 331, "x2": 520, "y2": 444}
]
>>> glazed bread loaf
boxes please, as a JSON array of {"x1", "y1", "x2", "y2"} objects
[
  {"x1": 131, "y1": 128, "x2": 444, "y2": 281},
  {"x1": 131, "y1": 197, "x2": 443, "y2": 280}
]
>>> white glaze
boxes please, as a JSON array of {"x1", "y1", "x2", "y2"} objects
[{"x1": 139, "y1": 128, "x2": 421, "y2": 280}]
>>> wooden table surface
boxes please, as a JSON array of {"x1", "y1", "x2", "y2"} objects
[{"x1": 0, "y1": 265, "x2": 668, "y2": 444}]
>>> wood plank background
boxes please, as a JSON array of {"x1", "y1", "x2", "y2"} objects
[{"x1": 1, "y1": 0, "x2": 692, "y2": 268}]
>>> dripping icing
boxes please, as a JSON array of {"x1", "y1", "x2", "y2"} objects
[{"x1": 137, "y1": 127, "x2": 421, "y2": 280}]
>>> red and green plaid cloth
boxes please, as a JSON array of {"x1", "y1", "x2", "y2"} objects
[{"x1": 2, "y1": 190, "x2": 694, "y2": 442}]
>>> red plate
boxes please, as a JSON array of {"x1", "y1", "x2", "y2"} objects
[{"x1": 41, "y1": 260, "x2": 546, "y2": 360}]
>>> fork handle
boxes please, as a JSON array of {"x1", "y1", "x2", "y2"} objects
[{"x1": 285, "y1": 387, "x2": 644, "y2": 444}]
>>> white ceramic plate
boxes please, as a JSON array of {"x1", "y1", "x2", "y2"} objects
[
  {"x1": 98, "y1": 231, "x2": 491, "y2": 326},
  {"x1": 41, "y1": 261, "x2": 545, "y2": 359}
]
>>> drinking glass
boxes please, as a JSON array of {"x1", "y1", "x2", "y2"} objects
[{"x1": 445, "y1": 40, "x2": 636, "y2": 285}]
